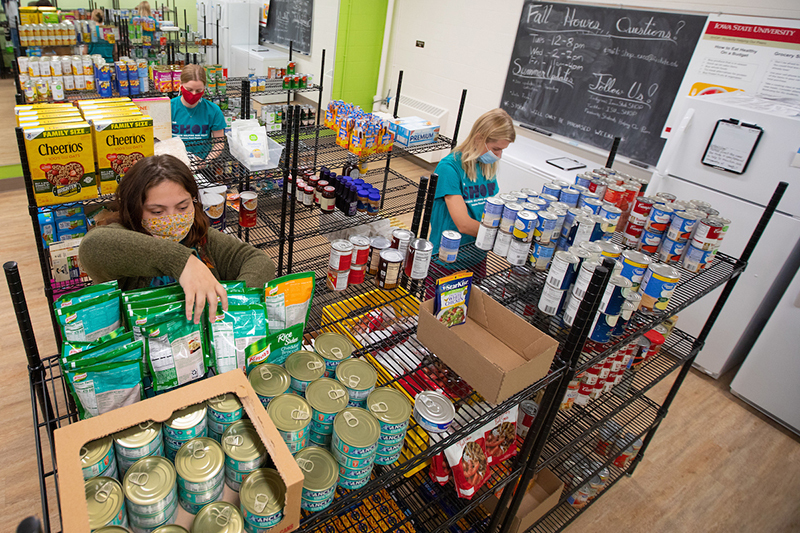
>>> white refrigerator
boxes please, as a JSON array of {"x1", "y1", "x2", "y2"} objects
[
  {"x1": 498, "y1": 134, "x2": 596, "y2": 194},
  {"x1": 198, "y1": 0, "x2": 260, "y2": 69},
  {"x1": 649, "y1": 92, "x2": 800, "y2": 385}
]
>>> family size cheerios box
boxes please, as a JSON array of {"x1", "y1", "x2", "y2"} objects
[
  {"x1": 75, "y1": 97, "x2": 132, "y2": 108},
  {"x1": 92, "y1": 115, "x2": 154, "y2": 195},
  {"x1": 14, "y1": 103, "x2": 75, "y2": 116},
  {"x1": 17, "y1": 110, "x2": 83, "y2": 126},
  {"x1": 23, "y1": 122, "x2": 99, "y2": 206},
  {"x1": 17, "y1": 116, "x2": 86, "y2": 128}
]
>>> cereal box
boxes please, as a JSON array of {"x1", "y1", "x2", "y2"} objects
[
  {"x1": 92, "y1": 116, "x2": 154, "y2": 195},
  {"x1": 23, "y1": 122, "x2": 98, "y2": 206},
  {"x1": 17, "y1": 110, "x2": 83, "y2": 126},
  {"x1": 75, "y1": 97, "x2": 132, "y2": 108},
  {"x1": 18, "y1": 116, "x2": 86, "y2": 128},
  {"x1": 15, "y1": 103, "x2": 76, "y2": 116}
]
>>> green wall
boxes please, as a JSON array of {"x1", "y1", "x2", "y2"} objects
[{"x1": 332, "y1": 0, "x2": 388, "y2": 110}]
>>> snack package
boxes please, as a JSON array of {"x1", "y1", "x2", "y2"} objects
[
  {"x1": 61, "y1": 331, "x2": 136, "y2": 369},
  {"x1": 64, "y1": 343, "x2": 144, "y2": 419},
  {"x1": 61, "y1": 326, "x2": 127, "y2": 361},
  {"x1": 433, "y1": 271, "x2": 473, "y2": 327},
  {"x1": 121, "y1": 284, "x2": 183, "y2": 304},
  {"x1": 264, "y1": 272, "x2": 315, "y2": 334},
  {"x1": 209, "y1": 304, "x2": 267, "y2": 374},
  {"x1": 127, "y1": 300, "x2": 184, "y2": 342},
  {"x1": 445, "y1": 425, "x2": 490, "y2": 499},
  {"x1": 54, "y1": 280, "x2": 118, "y2": 309},
  {"x1": 227, "y1": 287, "x2": 263, "y2": 306},
  {"x1": 483, "y1": 406, "x2": 519, "y2": 466},
  {"x1": 142, "y1": 315, "x2": 208, "y2": 392},
  {"x1": 55, "y1": 290, "x2": 122, "y2": 343},
  {"x1": 429, "y1": 452, "x2": 451, "y2": 485},
  {"x1": 244, "y1": 323, "x2": 304, "y2": 372}
]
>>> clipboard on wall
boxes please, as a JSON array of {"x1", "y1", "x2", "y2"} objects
[{"x1": 701, "y1": 118, "x2": 763, "y2": 174}]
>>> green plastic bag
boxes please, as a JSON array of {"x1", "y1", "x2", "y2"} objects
[
  {"x1": 264, "y1": 272, "x2": 315, "y2": 334},
  {"x1": 244, "y1": 323, "x2": 304, "y2": 373},
  {"x1": 64, "y1": 343, "x2": 144, "y2": 419},
  {"x1": 208, "y1": 304, "x2": 267, "y2": 374},
  {"x1": 142, "y1": 315, "x2": 208, "y2": 392},
  {"x1": 62, "y1": 332, "x2": 136, "y2": 369},
  {"x1": 122, "y1": 284, "x2": 183, "y2": 304},
  {"x1": 61, "y1": 327, "x2": 127, "y2": 361},
  {"x1": 54, "y1": 281, "x2": 118, "y2": 309},
  {"x1": 55, "y1": 290, "x2": 122, "y2": 343}
]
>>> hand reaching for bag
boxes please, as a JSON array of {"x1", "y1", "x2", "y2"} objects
[{"x1": 179, "y1": 254, "x2": 228, "y2": 324}]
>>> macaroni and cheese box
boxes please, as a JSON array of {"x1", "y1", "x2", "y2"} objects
[
  {"x1": 23, "y1": 122, "x2": 98, "y2": 206},
  {"x1": 92, "y1": 116, "x2": 154, "y2": 195}
]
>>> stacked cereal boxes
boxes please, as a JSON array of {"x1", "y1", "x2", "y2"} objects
[{"x1": 324, "y1": 101, "x2": 394, "y2": 156}]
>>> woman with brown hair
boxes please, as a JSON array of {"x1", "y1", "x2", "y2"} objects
[
  {"x1": 171, "y1": 64, "x2": 226, "y2": 161},
  {"x1": 79, "y1": 154, "x2": 276, "y2": 323}
]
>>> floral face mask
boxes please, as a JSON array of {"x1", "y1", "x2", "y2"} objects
[{"x1": 142, "y1": 206, "x2": 195, "y2": 242}]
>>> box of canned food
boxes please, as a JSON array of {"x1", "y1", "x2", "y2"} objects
[{"x1": 54, "y1": 371, "x2": 303, "y2": 532}]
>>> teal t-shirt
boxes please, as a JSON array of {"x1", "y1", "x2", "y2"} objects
[
  {"x1": 88, "y1": 41, "x2": 114, "y2": 63},
  {"x1": 429, "y1": 152, "x2": 498, "y2": 252},
  {"x1": 171, "y1": 96, "x2": 226, "y2": 159}
]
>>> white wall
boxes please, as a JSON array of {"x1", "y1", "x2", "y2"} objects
[{"x1": 381, "y1": 0, "x2": 800, "y2": 178}]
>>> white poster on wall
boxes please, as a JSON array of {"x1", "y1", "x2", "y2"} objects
[{"x1": 663, "y1": 14, "x2": 800, "y2": 136}]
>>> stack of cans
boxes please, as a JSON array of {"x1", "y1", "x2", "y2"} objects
[
  {"x1": 164, "y1": 404, "x2": 207, "y2": 462},
  {"x1": 331, "y1": 407, "x2": 380, "y2": 491},
  {"x1": 174, "y1": 437, "x2": 225, "y2": 514},
  {"x1": 683, "y1": 214, "x2": 730, "y2": 273},
  {"x1": 113, "y1": 421, "x2": 165, "y2": 478},
  {"x1": 313, "y1": 332, "x2": 355, "y2": 378},
  {"x1": 285, "y1": 350, "x2": 325, "y2": 396},
  {"x1": 305, "y1": 378, "x2": 349, "y2": 448},
  {"x1": 474, "y1": 197, "x2": 503, "y2": 251},
  {"x1": 327, "y1": 239, "x2": 353, "y2": 292},
  {"x1": 295, "y1": 447, "x2": 339, "y2": 512},
  {"x1": 81, "y1": 436, "x2": 119, "y2": 481},
  {"x1": 122, "y1": 456, "x2": 179, "y2": 530},
  {"x1": 348, "y1": 234, "x2": 370, "y2": 287},
  {"x1": 335, "y1": 358, "x2": 377, "y2": 408},
  {"x1": 267, "y1": 393, "x2": 311, "y2": 455},
  {"x1": 221, "y1": 420, "x2": 268, "y2": 491},
  {"x1": 367, "y1": 387, "x2": 412, "y2": 466},
  {"x1": 205, "y1": 393, "x2": 244, "y2": 442},
  {"x1": 248, "y1": 363, "x2": 291, "y2": 407}
]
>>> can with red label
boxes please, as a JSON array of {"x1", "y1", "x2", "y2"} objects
[
  {"x1": 622, "y1": 182, "x2": 641, "y2": 206},
  {"x1": 560, "y1": 375, "x2": 581, "y2": 410},
  {"x1": 239, "y1": 191, "x2": 258, "y2": 228},
  {"x1": 691, "y1": 218, "x2": 724, "y2": 250},
  {"x1": 348, "y1": 235, "x2": 370, "y2": 266},
  {"x1": 348, "y1": 264, "x2": 366, "y2": 285},
  {"x1": 574, "y1": 382, "x2": 593, "y2": 407},
  {"x1": 631, "y1": 196, "x2": 656, "y2": 218},
  {"x1": 516, "y1": 400, "x2": 538, "y2": 438},
  {"x1": 603, "y1": 184, "x2": 625, "y2": 207},
  {"x1": 327, "y1": 267, "x2": 349, "y2": 291},
  {"x1": 404, "y1": 238, "x2": 433, "y2": 280},
  {"x1": 329, "y1": 240, "x2": 354, "y2": 271}
]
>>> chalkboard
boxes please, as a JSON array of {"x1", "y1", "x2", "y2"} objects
[
  {"x1": 501, "y1": 1, "x2": 706, "y2": 166},
  {"x1": 259, "y1": 0, "x2": 313, "y2": 55}
]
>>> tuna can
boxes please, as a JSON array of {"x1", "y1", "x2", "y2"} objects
[
  {"x1": 538, "y1": 283, "x2": 567, "y2": 316},
  {"x1": 666, "y1": 209, "x2": 702, "y2": 242},
  {"x1": 165, "y1": 404, "x2": 207, "y2": 443},
  {"x1": 658, "y1": 236, "x2": 687, "y2": 264},
  {"x1": 123, "y1": 456, "x2": 177, "y2": 526},
  {"x1": 307, "y1": 377, "x2": 349, "y2": 427},
  {"x1": 589, "y1": 312, "x2": 619, "y2": 343},
  {"x1": 368, "y1": 236, "x2": 391, "y2": 275},
  {"x1": 390, "y1": 228, "x2": 414, "y2": 257},
  {"x1": 640, "y1": 263, "x2": 681, "y2": 313},
  {"x1": 331, "y1": 452, "x2": 374, "y2": 476},
  {"x1": 691, "y1": 218, "x2": 724, "y2": 250},
  {"x1": 378, "y1": 430, "x2": 407, "y2": 446},
  {"x1": 645, "y1": 204, "x2": 674, "y2": 233},
  {"x1": 570, "y1": 259, "x2": 601, "y2": 300},
  {"x1": 475, "y1": 222, "x2": 498, "y2": 251},
  {"x1": 295, "y1": 446, "x2": 338, "y2": 505},
  {"x1": 221, "y1": 420, "x2": 267, "y2": 475},
  {"x1": 374, "y1": 451, "x2": 403, "y2": 466},
  {"x1": 310, "y1": 421, "x2": 335, "y2": 436},
  {"x1": 512, "y1": 210, "x2": 538, "y2": 242},
  {"x1": 86, "y1": 477, "x2": 128, "y2": 530},
  {"x1": 267, "y1": 394, "x2": 312, "y2": 453},
  {"x1": 404, "y1": 238, "x2": 433, "y2": 280},
  {"x1": 338, "y1": 472, "x2": 372, "y2": 490},
  {"x1": 547, "y1": 251, "x2": 580, "y2": 290},
  {"x1": 580, "y1": 197, "x2": 604, "y2": 214},
  {"x1": 285, "y1": 350, "x2": 325, "y2": 392},
  {"x1": 329, "y1": 239, "x2": 354, "y2": 271},
  {"x1": 175, "y1": 437, "x2": 225, "y2": 494},
  {"x1": 597, "y1": 241, "x2": 622, "y2": 260},
  {"x1": 619, "y1": 250, "x2": 651, "y2": 290},
  {"x1": 559, "y1": 187, "x2": 581, "y2": 207},
  {"x1": 309, "y1": 431, "x2": 333, "y2": 447},
  {"x1": 332, "y1": 407, "x2": 380, "y2": 458},
  {"x1": 492, "y1": 229, "x2": 513, "y2": 257},
  {"x1": 207, "y1": 394, "x2": 243, "y2": 426},
  {"x1": 248, "y1": 363, "x2": 291, "y2": 406},
  {"x1": 376, "y1": 441, "x2": 404, "y2": 456},
  {"x1": 599, "y1": 275, "x2": 632, "y2": 315},
  {"x1": 115, "y1": 422, "x2": 165, "y2": 477},
  {"x1": 314, "y1": 332, "x2": 354, "y2": 377},
  {"x1": 482, "y1": 197, "x2": 505, "y2": 227},
  {"x1": 682, "y1": 243, "x2": 713, "y2": 273},
  {"x1": 517, "y1": 400, "x2": 539, "y2": 438},
  {"x1": 348, "y1": 235, "x2": 371, "y2": 266},
  {"x1": 335, "y1": 358, "x2": 378, "y2": 404},
  {"x1": 338, "y1": 463, "x2": 373, "y2": 480},
  {"x1": 530, "y1": 241, "x2": 556, "y2": 271},
  {"x1": 376, "y1": 248, "x2": 404, "y2": 289},
  {"x1": 541, "y1": 181, "x2": 562, "y2": 198},
  {"x1": 178, "y1": 477, "x2": 224, "y2": 515},
  {"x1": 240, "y1": 468, "x2": 286, "y2": 530},
  {"x1": 193, "y1": 501, "x2": 243, "y2": 532},
  {"x1": 638, "y1": 228, "x2": 664, "y2": 255},
  {"x1": 507, "y1": 237, "x2": 532, "y2": 266},
  {"x1": 413, "y1": 390, "x2": 455, "y2": 433},
  {"x1": 500, "y1": 202, "x2": 523, "y2": 233},
  {"x1": 534, "y1": 211, "x2": 558, "y2": 244},
  {"x1": 368, "y1": 387, "x2": 412, "y2": 435},
  {"x1": 81, "y1": 436, "x2": 118, "y2": 480},
  {"x1": 438, "y1": 230, "x2": 462, "y2": 263}
]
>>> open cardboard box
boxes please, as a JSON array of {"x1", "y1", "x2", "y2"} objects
[
  {"x1": 482, "y1": 468, "x2": 565, "y2": 532},
  {"x1": 417, "y1": 287, "x2": 559, "y2": 404},
  {"x1": 54, "y1": 371, "x2": 302, "y2": 532}
]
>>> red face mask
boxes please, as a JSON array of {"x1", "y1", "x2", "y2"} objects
[{"x1": 181, "y1": 86, "x2": 204, "y2": 105}]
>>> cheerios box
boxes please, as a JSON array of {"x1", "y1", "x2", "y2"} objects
[
  {"x1": 92, "y1": 115, "x2": 154, "y2": 195},
  {"x1": 54, "y1": 371, "x2": 303, "y2": 533},
  {"x1": 23, "y1": 122, "x2": 99, "y2": 206}
]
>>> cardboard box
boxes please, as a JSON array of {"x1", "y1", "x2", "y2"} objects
[
  {"x1": 55, "y1": 371, "x2": 303, "y2": 532},
  {"x1": 417, "y1": 287, "x2": 558, "y2": 405},
  {"x1": 482, "y1": 468, "x2": 564, "y2": 532},
  {"x1": 393, "y1": 122, "x2": 440, "y2": 148}
]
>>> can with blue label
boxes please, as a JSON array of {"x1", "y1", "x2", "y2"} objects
[
  {"x1": 542, "y1": 181, "x2": 561, "y2": 198},
  {"x1": 528, "y1": 196, "x2": 548, "y2": 210},
  {"x1": 482, "y1": 197, "x2": 505, "y2": 228},
  {"x1": 597, "y1": 241, "x2": 622, "y2": 260},
  {"x1": 309, "y1": 431, "x2": 332, "y2": 447},
  {"x1": 533, "y1": 211, "x2": 558, "y2": 244},
  {"x1": 530, "y1": 241, "x2": 556, "y2": 271},
  {"x1": 600, "y1": 275, "x2": 632, "y2": 315},
  {"x1": 658, "y1": 236, "x2": 687, "y2": 264},
  {"x1": 556, "y1": 234, "x2": 572, "y2": 252},
  {"x1": 240, "y1": 469, "x2": 286, "y2": 530},
  {"x1": 561, "y1": 208, "x2": 585, "y2": 239},
  {"x1": 438, "y1": 230, "x2": 461, "y2": 263},
  {"x1": 619, "y1": 249, "x2": 651, "y2": 290},
  {"x1": 522, "y1": 201, "x2": 541, "y2": 212},
  {"x1": 500, "y1": 202, "x2": 522, "y2": 233},
  {"x1": 548, "y1": 206, "x2": 567, "y2": 237},
  {"x1": 640, "y1": 263, "x2": 681, "y2": 312},
  {"x1": 646, "y1": 204, "x2": 674, "y2": 233},
  {"x1": 580, "y1": 197, "x2": 604, "y2": 215},
  {"x1": 638, "y1": 228, "x2": 664, "y2": 254},
  {"x1": 559, "y1": 187, "x2": 581, "y2": 207},
  {"x1": 590, "y1": 214, "x2": 607, "y2": 242},
  {"x1": 575, "y1": 173, "x2": 592, "y2": 189},
  {"x1": 338, "y1": 473, "x2": 371, "y2": 491},
  {"x1": 375, "y1": 451, "x2": 403, "y2": 466},
  {"x1": 546, "y1": 251, "x2": 579, "y2": 290},
  {"x1": 538, "y1": 193, "x2": 559, "y2": 208},
  {"x1": 666, "y1": 208, "x2": 703, "y2": 242},
  {"x1": 682, "y1": 243, "x2": 713, "y2": 273},
  {"x1": 589, "y1": 311, "x2": 619, "y2": 343},
  {"x1": 512, "y1": 210, "x2": 538, "y2": 242},
  {"x1": 599, "y1": 204, "x2": 622, "y2": 232}
]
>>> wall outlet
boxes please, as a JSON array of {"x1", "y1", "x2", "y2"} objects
[{"x1": 416, "y1": 40, "x2": 425, "y2": 48}]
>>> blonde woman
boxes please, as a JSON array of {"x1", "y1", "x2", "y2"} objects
[
  {"x1": 137, "y1": 0, "x2": 151, "y2": 16},
  {"x1": 137, "y1": 1, "x2": 157, "y2": 44},
  {"x1": 429, "y1": 108, "x2": 516, "y2": 253},
  {"x1": 170, "y1": 64, "x2": 226, "y2": 162}
]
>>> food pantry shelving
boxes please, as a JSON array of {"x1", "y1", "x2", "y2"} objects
[{"x1": 9, "y1": 61, "x2": 786, "y2": 532}]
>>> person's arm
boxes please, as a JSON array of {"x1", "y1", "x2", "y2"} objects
[
  {"x1": 204, "y1": 228, "x2": 276, "y2": 287},
  {"x1": 444, "y1": 194, "x2": 481, "y2": 238},
  {"x1": 206, "y1": 129, "x2": 225, "y2": 162}
]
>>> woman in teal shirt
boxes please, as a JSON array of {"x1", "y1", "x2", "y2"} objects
[
  {"x1": 171, "y1": 64, "x2": 226, "y2": 163},
  {"x1": 84, "y1": 9, "x2": 116, "y2": 63},
  {"x1": 429, "y1": 108, "x2": 516, "y2": 252}
]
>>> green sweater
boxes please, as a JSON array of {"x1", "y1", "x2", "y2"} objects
[{"x1": 79, "y1": 223, "x2": 276, "y2": 291}]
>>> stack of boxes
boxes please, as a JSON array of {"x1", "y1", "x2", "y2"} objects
[{"x1": 324, "y1": 101, "x2": 395, "y2": 156}]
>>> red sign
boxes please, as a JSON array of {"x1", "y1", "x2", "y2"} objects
[{"x1": 705, "y1": 22, "x2": 800, "y2": 45}]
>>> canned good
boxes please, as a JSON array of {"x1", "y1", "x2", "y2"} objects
[
  {"x1": 613, "y1": 436, "x2": 643, "y2": 469},
  {"x1": 178, "y1": 480, "x2": 224, "y2": 514},
  {"x1": 492, "y1": 229, "x2": 512, "y2": 257},
  {"x1": 86, "y1": 477, "x2": 128, "y2": 530},
  {"x1": 123, "y1": 456, "x2": 177, "y2": 523},
  {"x1": 530, "y1": 241, "x2": 556, "y2": 271},
  {"x1": 285, "y1": 350, "x2": 325, "y2": 392},
  {"x1": 512, "y1": 210, "x2": 538, "y2": 241},
  {"x1": 500, "y1": 202, "x2": 522, "y2": 233},
  {"x1": 413, "y1": 391, "x2": 455, "y2": 433},
  {"x1": 666, "y1": 209, "x2": 702, "y2": 242},
  {"x1": 295, "y1": 447, "x2": 338, "y2": 504},
  {"x1": 638, "y1": 228, "x2": 664, "y2": 254},
  {"x1": 438, "y1": 230, "x2": 461, "y2": 263},
  {"x1": 619, "y1": 250, "x2": 651, "y2": 291},
  {"x1": 332, "y1": 407, "x2": 380, "y2": 458},
  {"x1": 691, "y1": 218, "x2": 724, "y2": 250},
  {"x1": 645, "y1": 204, "x2": 674, "y2": 233},
  {"x1": 534, "y1": 211, "x2": 558, "y2": 244},
  {"x1": 538, "y1": 283, "x2": 566, "y2": 316},
  {"x1": 541, "y1": 181, "x2": 561, "y2": 198},
  {"x1": 507, "y1": 237, "x2": 532, "y2": 266},
  {"x1": 248, "y1": 364, "x2": 291, "y2": 407},
  {"x1": 368, "y1": 236, "x2": 391, "y2": 275},
  {"x1": 376, "y1": 248, "x2": 404, "y2": 289},
  {"x1": 378, "y1": 430, "x2": 407, "y2": 446},
  {"x1": 81, "y1": 436, "x2": 117, "y2": 480},
  {"x1": 390, "y1": 228, "x2": 414, "y2": 257},
  {"x1": 475, "y1": 223, "x2": 498, "y2": 251},
  {"x1": 404, "y1": 238, "x2": 433, "y2": 280},
  {"x1": 240, "y1": 469, "x2": 286, "y2": 530},
  {"x1": 207, "y1": 394, "x2": 243, "y2": 425},
  {"x1": 599, "y1": 275, "x2": 632, "y2": 315},
  {"x1": 367, "y1": 387, "x2": 412, "y2": 435},
  {"x1": 307, "y1": 377, "x2": 349, "y2": 428},
  {"x1": 238, "y1": 191, "x2": 258, "y2": 228},
  {"x1": 589, "y1": 311, "x2": 619, "y2": 343},
  {"x1": 329, "y1": 239, "x2": 354, "y2": 271},
  {"x1": 221, "y1": 420, "x2": 267, "y2": 473},
  {"x1": 517, "y1": 400, "x2": 539, "y2": 438},
  {"x1": 482, "y1": 197, "x2": 505, "y2": 227},
  {"x1": 375, "y1": 441, "x2": 404, "y2": 456},
  {"x1": 559, "y1": 187, "x2": 581, "y2": 207},
  {"x1": 338, "y1": 472, "x2": 372, "y2": 490},
  {"x1": 682, "y1": 243, "x2": 713, "y2": 273},
  {"x1": 164, "y1": 405, "x2": 207, "y2": 443},
  {"x1": 327, "y1": 267, "x2": 349, "y2": 291},
  {"x1": 546, "y1": 251, "x2": 579, "y2": 290},
  {"x1": 335, "y1": 358, "x2": 377, "y2": 404},
  {"x1": 580, "y1": 197, "x2": 604, "y2": 214},
  {"x1": 657, "y1": 236, "x2": 687, "y2": 263},
  {"x1": 193, "y1": 501, "x2": 244, "y2": 533},
  {"x1": 332, "y1": 447, "x2": 374, "y2": 472},
  {"x1": 313, "y1": 332, "x2": 354, "y2": 377},
  {"x1": 348, "y1": 234, "x2": 371, "y2": 266},
  {"x1": 267, "y1": 394, "x2": 311, "y2": 453},
  {"x1": 309, "y1": 431, "x2": 333, "y2": 448},
  {"x1": 640, "y1": 263, "x2": 681, "y2": 312},
  {"x1": 175, "y1": 437, "x2": 225, "y2": 493},
  {"x1": 603, "y1": 184, "x2": 625, "y2": 206}
]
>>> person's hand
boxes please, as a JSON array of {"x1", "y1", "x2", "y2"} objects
[{"x1": 179, "y1": 254, "x2": 228, "y2": 324}]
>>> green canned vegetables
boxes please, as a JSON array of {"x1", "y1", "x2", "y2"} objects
[
  {"x1": 313, "y1": 332, "x2": 354, "y2": 377},
  {"x1": 285, "y1": 351, "x2": 325, "y2": 393},
  {"x1": 247, "y1": 364, "x2": 290, "y2": 407},
  {"x1": 240, "y1": 468, "x2": 286, "y2": 530},
  {"x1": 193, "y1": 501, "x2": 244, "y2": 533},
  {"x1": 267, "y1": 393, "x2": 311, "y2": 455},
  {"x1": 335, "y1": 359, "x2": 377, "y2": 406},
  {"x1": 81, "y1": 436, "x2": 118, "y2": 480},
  {"x1": 123, "y1": 456, "x2": 178, "y2": 529},
  {"x1": 85, "y1": 476, "x2": 128, "y2": 530}
]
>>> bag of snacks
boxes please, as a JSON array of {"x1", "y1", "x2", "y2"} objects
[
  {"x1": 483, "y1": 406, "x2": 519, "y2": 466},
  {"x1": 444, "y1": 425, "x2": 491, "y2": 499},
  {"x1": 54, "y1": 280, "x2": 118, "y2": 309},
  {"x1": 208, "y1": 304, "x2": 267, "y2": 374},
  {"x1": 429, "y1": 452, "x2": 451, "y2": 485},
  {"x1": 61, "y1": 326, "x2": 126, "y2": 361},
  {"x1": 142, "y1": 315, "x2": 208, "y2": 392},
  {"x1": 61, "y1": 331, "x2": 136, "y2": 369},
  {"x1": 433, "y1": 271, "x2": 473, "y2": 327}
]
